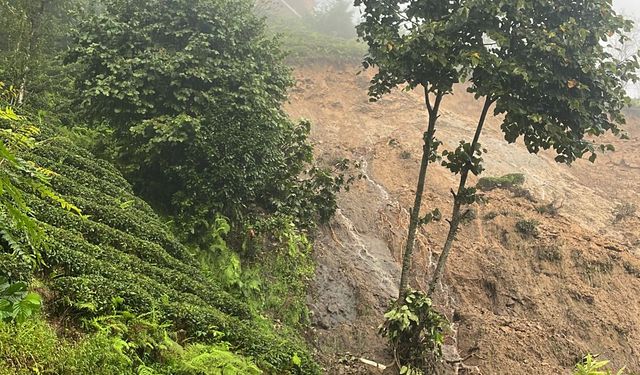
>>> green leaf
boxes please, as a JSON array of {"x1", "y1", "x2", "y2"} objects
[{"x1": 292, "y1": 353, "x2": 302, "y2": 367}]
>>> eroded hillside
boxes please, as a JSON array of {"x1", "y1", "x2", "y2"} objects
[{"x1": 287, "y1": 64, "x2": 640, "y2": 374}]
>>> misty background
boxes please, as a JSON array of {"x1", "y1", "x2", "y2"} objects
[
  {"x1": 272, "y1": 0, "x2": 640, "y2": 97},
  {"x1": 615, "y1": 0, "x2": 640, "y2": 15}
]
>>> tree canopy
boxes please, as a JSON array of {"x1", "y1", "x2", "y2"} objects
[
  {"x1": 68, "y1": 0, "x2": 336, "y2": 235},
  {"x1": 357, "y1": 0, "x2": 638, "y2": 371}
]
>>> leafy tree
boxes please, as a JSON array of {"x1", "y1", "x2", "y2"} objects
[
  {"x1": 428, "y1": 0, "x2": 637, "y2": 295},
  {"x1": 358, "y1": 0, "x2": 637, "y2": 297},
  {"x1": 358, "y1": 0, "x2": 637, "y2": 370},
  {"x1": 356, "y1": 0, "x2": 487, "y2": 298},
  {"x1": 0, "y1": 0, "x2": 81, "y2": 110},
  {"x1": 67, "y1": 0, "x2": 338, "y2": 236}
]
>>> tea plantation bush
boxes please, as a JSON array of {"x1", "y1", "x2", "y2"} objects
[{"x1": 4, "y1": 136, "x2": 320, "y2": 374}]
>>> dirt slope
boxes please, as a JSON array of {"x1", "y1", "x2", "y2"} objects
[{"x1": 287, "y1": 64, "x2": 640, "y2": 374}]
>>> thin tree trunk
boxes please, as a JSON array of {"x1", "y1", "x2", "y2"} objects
[
  {"x1": 17, "y1": 0, "x2": 46, "y2": 106},
  {"x1": 398, "y1": 87, "x2": 443, "y2": 300},
  {"x1": 428, "y1": 96, "x2": 493, "y2": 297},
  {"x1": 17, "y1": 77, "x2": 26, "y2": 106}
]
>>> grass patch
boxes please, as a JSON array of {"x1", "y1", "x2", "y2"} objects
[
  {"x1": 536, "y1": 245, "x2": 563, "y2": 263},
  {"x1": 613, "y1": 202, "x2": 637, "y2": 223},
  {"x1": 0, "y1": 316, "x2": 263, "y2": 375},
  {"x1": 482, "y1": 211, "x2": 499, "y2": 221},
  {"x1": 476, "y1": 173, "x2": 525, "y2": 192},
  {"x1": 516, "y1": 219, "x2": 539, "y2": 238},
  {"x1": 536, "y1": 202, "x2": 561, "y2": 216}
]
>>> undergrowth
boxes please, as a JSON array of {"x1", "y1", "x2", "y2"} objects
[
  {"x1": 1, "y1": 133, "x2": 320, "y2": 374},
  {"x1": 0, "y1": 316, "x2": 263, "y2": 375}
]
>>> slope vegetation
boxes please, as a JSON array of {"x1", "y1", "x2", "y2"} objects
[{"x1": 1, "y1": 133, "x2": 318, "y2": 374}]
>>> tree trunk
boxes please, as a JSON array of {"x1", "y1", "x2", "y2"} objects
[
  {"x1": 398, "y1": 87, "x2": 443, "y2": 300},
  {"x1": 428, "y1": 97, "x2": 492, "y2": 297},
  {"x1": 17, "y1": 77, "x2": 26, "y2": 106}
]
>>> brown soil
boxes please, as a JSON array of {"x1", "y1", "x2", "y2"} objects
[{"x1": 287, "y1": 64, "x2": 640, "y2": 374}]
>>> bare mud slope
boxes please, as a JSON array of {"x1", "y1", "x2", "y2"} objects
[{"x1": 286, "y1": 64, "x2": 640, "y2": 374}]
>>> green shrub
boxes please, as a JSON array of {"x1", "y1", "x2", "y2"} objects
[
  {"x1": 536, "y1": 202, "x2": 561, "y2": 216},
  {"x1": 67, "y1": 0, "x2": 340, "y2": 237},
  {"x1": 379, "y1": 290, "x2": 448, "y2": 374},
  {"x1": 573, "y1": 354, "x2": 627, "y2": 375},
  {"x1": 164, "y1": 343, "x2": 262, "y2": 375},
  {"x1": 0, "y1": 318, "x2": 132, "y2": 375},
  {"x1": 3, "y1": 136, "x2": 321, "y2": 374},
  {"x1": 613, "y1": 203, "x2": 637, "y2": 223},
  {"x1": 535, "y1": 245, "x2": 563, "y2": 263},
  {"x1": 511, "y1": 186, "x2": 536, "y2": 202},
  {"x1": 476, "y1": 173, "x2": 525, "y2": 191},
  {"x1": 516, "y1": 219, "x2": 539, "y2": 238},
  {"x1": 0, "y1": 315, "x2": 265, "y2": 375}
]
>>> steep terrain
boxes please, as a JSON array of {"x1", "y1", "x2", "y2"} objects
[
  {"x1": 287, "y1": 64, "x2": 640, "y2": 374},
  {"x1": 2, "y1": 135, "x2": 318, "y2": 374}
]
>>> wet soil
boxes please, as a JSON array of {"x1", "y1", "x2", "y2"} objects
[{"x1": 287, "y1": 64, "x2": 640, "y2": 374}]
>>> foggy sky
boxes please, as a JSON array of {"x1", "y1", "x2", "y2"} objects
[{"x1": 614, "y1": 0, "x2": 640, "y2": 17}]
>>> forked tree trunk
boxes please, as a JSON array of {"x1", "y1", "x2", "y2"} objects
[
  {"x1": 428, "y1": 97, "x2": 493, "y2": 297},
  {"x1": 398, "y1": 87, "x2": 443, "y2": 300}
]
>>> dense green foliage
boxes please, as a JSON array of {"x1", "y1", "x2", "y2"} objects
[
  {"x1": 0, "y1": 0, "x2": 348, "y2": 372},
  {"x1": 0, "y1": 316, "x2": 265, "y2": 375},
  {"x1": 0, "y1": 0, "x2": 364, "y2": 373},
  {"x1": 379, "y1": 290, "x2": 447, "y2": 375},
  {"x1": 0, "y1": 86, "x2": 82, "y2": 270},
  {"x1": 471, "y1": 0, "x2": 638, "y2": 163},
  {"x1": 0, "y1": 0, "x2": 81, "y2": 110},
  {"x1": 0, "y1": 129, "x2": 319, "y2": 373},
  {"x1": 67, "y1": 0, "x2": 337, "y2": 236}
]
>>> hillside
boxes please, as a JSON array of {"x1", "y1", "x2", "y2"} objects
[
  {"x1": 1, "y1": 134, "x2": 318, "y2": 374},
  {"x1": 2, "y1": 1, "x2": 639, "y2": 374},
  {"x1": 287, "y1": 64, "x2": 640, "y2": 374}
]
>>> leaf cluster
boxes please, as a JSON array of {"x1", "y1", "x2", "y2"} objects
[
  {"x1": 1, "y1": 88, "x2": 82, "y2": 268},
  {"x1": 0, "y1": 278, "x2": 41, "y2": 324},
  {"x1": 470, "y1": 0, "x2": 639, "y2": 163},
  {"x1": 358, "y1": 0, "x2": 639, "y2": 163},
  {"x1": 573, "y1": 354, "x2": 627, "y2": 375},
  {"x1": 356, "y1": 0, "x2": 488, "y2": 99},
  {"x1": 379, "y1": 290, "x2": 448, "y2": 373}
]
